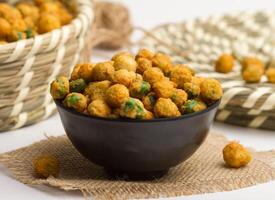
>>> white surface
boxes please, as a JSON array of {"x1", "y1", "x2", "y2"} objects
[{"x1": 1, "y1": 0, "x2": 275, "y2": 199}]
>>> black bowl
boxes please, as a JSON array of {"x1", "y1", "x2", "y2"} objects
[{"x1": 55, "y1": 100, "x2": 220, "y2": 179}]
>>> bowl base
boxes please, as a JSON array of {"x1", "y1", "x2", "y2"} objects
[{"x1": 105, "y1": 169, "x2": 169, "y2": 181}]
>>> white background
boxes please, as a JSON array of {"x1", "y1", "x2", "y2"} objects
[{"x1": 1, "y1": 0, "x2": 275, "y2": 199}]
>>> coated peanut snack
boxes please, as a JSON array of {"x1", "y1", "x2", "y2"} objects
[
  {"x1": 0, "y1": 0, "x2": 74, "y2": 44},
  {"x1": 215, "y1": 54, "x2": 275, "y2": 84},
  {"x1": 223, "y1": 141, "x2": 252, "y2": 168},
  {"x1": 50, "y1": 49, "x2": 223, "y2": 119}
]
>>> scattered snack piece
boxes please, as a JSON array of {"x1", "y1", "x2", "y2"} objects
[
  {"x1": 241, "y1": 57, "x2": 264, "y2": 71},
  {"x1": 154, "y1": 98, "x2": 181, "y2": 118},
  {"x1": 33, "y1": 154, "x2": 59, "y2": 178},
  {"x1": 223, "y1": 141, "x2": 252, "y2": 168},
  {"x1": 215, "y1": 54, "x2": 234, "y2": 73},
  {"x1": 266, "y1": 68, "x2": 275, "y2": 83},
  {"x1": 242, "y1": 64, "x2": 264, "y2": 83},
  {"x1": 50, "y1": 76, "x2": 69, "y2": 99},
  {"x1": 50, "y1": 49, "x2": 223, "y2": 119}
]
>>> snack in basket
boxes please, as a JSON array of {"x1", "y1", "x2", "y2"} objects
[
  {"x1": 33, "y1": 154, "x2": 60, "y2": 178},
  {"x1": 223, "y1": 141, "x2": 252, "y2": 168},
  {"x1": 215, "y1": 54, "x2": 234, "y2": 73},
  {"x1": 50, "y1": 49, "x2": 223, "y2": 119},
  {"x1": 0, "y1": 0, "x2": 74, "y2": 44}
]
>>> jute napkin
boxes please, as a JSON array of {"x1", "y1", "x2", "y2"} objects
[{"x1": 0, "y1": 133, "x2": 275, "y2": 200}]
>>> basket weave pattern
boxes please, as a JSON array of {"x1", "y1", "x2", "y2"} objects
[
  {"x1": 0, "y1": 0, "x2": 93, "y2": 131},
  {"x1": 140, "y1": 11, "x2": 275, "y2": 130}
]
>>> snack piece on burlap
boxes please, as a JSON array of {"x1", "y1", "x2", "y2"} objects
[{"x1": 0, "y1": 133, "x2": 275, "y2": 200}]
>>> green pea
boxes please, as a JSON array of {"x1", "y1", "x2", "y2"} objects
[
  {"x1": 124, "y1": 98, "x2": 136, "y2": 112},
  {"x1": 66, "y1": 94, "x2": 81, "y2": 106},
  {"x1": 139, "y1": 81, "x2": 150, "y2": 95},
  {"x1": 70, "y1": 79, "x2": 87, "y2": 93},
  {"x1": 25, "y1": 28, "x2": 33, "y2": 39},
  {"x1": 182, "y1": 100, "x2": 198, "y2": 114}
]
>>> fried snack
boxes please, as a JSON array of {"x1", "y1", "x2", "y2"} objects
[
  {"x1": 136, "y1": 58, "x2": 152, "y2": 74},
  {"x1": 106, "y1": 84, "x2": 130, "y2": 107},
  {"x1": 200, "y1": 79, "x2": 223, "y2": 103},
  {"x1": 242, "y1": 65, "x2": 264, "y2": 83},
  {"x1": 92, "y1": 61, "x2": 115, "y2": 81},
  {"x1": 69, "y1": 79, "x2": 87, "y2": 93},
  {"x1": 144, "y1": 110, "x2": 154, "y2": 119},
  {"x1": 170, "y1": 89, "x2": 188, "y2": 107},
  {"x1": 142, "y1": 92, "x2": 157, "y2": 112},
  {"x1": 181, "y1": 99, "x2": 207, "y2": 114},
  {"x1": 266, "y1": 68, "x2": 275, "y2": 83},
  {"x1": 183, "y1": 82, "x2": 200, "y2": 98},
  {"x1": 75, "y1": 63, "x2": 94, "y2": 82},
  {"x1": 120, "y1": 98, "x2": 146, "y2": 119},
  {"x1": 154, "y1": 98, "x2": 181, "y2": 118},
  {"x1": 112, "y1": 69, "x2": 136, "y2": 87},
  {"x1": 51, "y1": 49, "x2": 224, "y2": 119},
  {"x1": 119, "y1": 98, "x2": 145, "y2": 119},
  {"x1": 33, "y1": 154, "x2": 59, "y2": 178},
  {"x1": 174, "y1": 64, "x2": 196, "y2": 76},
  {"x1": 16, "y1": 2, "x2": 40, "y2": 23},
  {"x1": 50, "y1": 76, "x2": 69, "y2": 99},
  {"x1": 113, "y1": 54, "x2": 137, "y2": 72},
  {"x1": 84, "y1": 80, "x2": 111, "y2": 101},
  {"x1": 129, "y1": 81, "x2": 151, "y2": 99},
  {"x1": 143, "y1": 67, "x2": 165, "y2": 85},
  {"x1": 152, "y1": 53, "x2": 173, "y2": 76},
  {"x1": 152, "y1": 79, "x2": 174, "y2": 98},
  {"x1": 88, "y1": 99, "x2": 111, "y2": 118},
  {"x1": 215, "y1": 54, "x2": 234, "y2": 73},
  {"x1": 135, "y1": 48, "x2": 154, "y2": 60},
  {"x1": 37, "y1": 13, "x2": 61, "y2": 34},
  {"x1": 63, "y1": 92, "x2": 87, "y2": 112},
  {"x1": 0, "y1": 18, "x2": 11, "y2": 38},
  {"x1": 241, "y1": 57, "x2": 264, "y2": 71},
  {"x1": 170, "y1": 65, "x2": 192, "y2": 88},
  {"x1": 223, "y1": 141, "x2": 252, "y2": 168}
]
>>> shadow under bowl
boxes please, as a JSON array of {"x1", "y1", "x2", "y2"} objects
[{"x1": 55, "y1": 100, "x2": 220, "y2": 180}]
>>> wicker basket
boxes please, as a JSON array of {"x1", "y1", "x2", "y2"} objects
[
  {"x1": 139, "y1": 11, "x2": 275, "y2": 130},
  {"x1": 0, "y1": 0, "x2": 93, "y2": 132}
]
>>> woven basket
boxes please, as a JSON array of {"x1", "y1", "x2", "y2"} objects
[
  {"x1": 139, "y1": 11, "x2": 275, "y2": 130},
  {"x1": 0, "y1": 0, "x2": 93, "y2": 132}
]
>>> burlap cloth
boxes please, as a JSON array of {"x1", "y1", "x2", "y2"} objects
[{"x1": 0, "y1": 132, "x2": 275, "y2": 199}]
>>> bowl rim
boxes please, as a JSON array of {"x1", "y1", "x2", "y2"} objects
[{"x1": 55, "y1": 99, "x2": 220, "y2": 123}]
